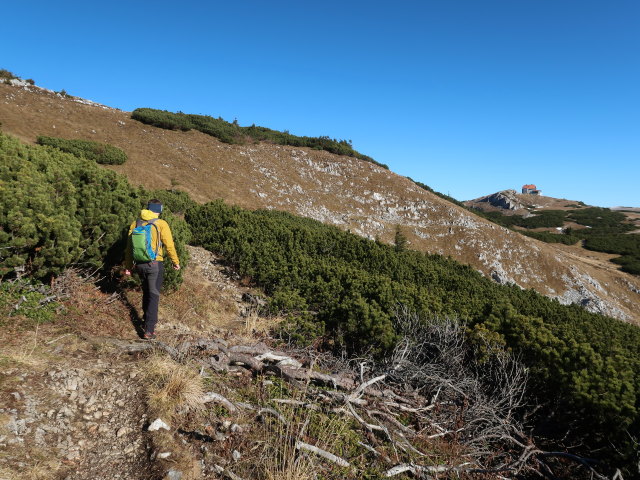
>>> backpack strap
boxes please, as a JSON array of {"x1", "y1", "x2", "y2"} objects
[{"x1": 146, "y1": 218, "x2": 162, "y2": 258}]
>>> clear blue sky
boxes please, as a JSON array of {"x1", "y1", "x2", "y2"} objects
[{"x1": 4, "y1": 1, "x2": 639, "y2": 207}]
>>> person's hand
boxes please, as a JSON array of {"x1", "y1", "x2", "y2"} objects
[
  {"x1": 173, "y1": 264, "x2": 181, "y2": 271},
  {"x1": 123, "y1": 269, "x2": 131, "y2": 276}
]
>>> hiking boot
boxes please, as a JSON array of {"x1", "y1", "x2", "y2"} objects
[{"x1": 143, "y1": 332, "x2": 157, "y2": 340}]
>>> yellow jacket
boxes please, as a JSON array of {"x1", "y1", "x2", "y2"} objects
[{"x1": 124, "y1": 209, "x2": 180, "y2": 269}]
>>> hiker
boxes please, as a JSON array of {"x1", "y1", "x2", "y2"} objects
[{"x1": 123, "y1": 199, "x2": 180, "y2": 339}]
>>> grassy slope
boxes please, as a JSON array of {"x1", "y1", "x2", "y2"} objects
[{"x1": 1, "y1": 82, "x2": 640, "y2": 324}]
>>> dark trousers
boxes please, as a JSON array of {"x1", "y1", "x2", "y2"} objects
[{"x1": 136, "y1": 261, "x2": 164, "y2": 334}]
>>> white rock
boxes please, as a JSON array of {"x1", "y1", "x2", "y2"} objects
[
  {"x1": 158, "y1": 452, "x2": 172, "y2": 459},
  {"x1": 166, "y1": 469, "x2": 183, "y2": 480},
  {"x1": 148, "y1": 418, "x2": 170, "y2": 431}
]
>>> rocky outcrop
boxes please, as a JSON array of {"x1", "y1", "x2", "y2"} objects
[{"x1": 476, "y1": 189, "x2": 526, "y2": 211}]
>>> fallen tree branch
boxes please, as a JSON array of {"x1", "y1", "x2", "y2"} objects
[
  {"x1": 213, "y1": 464, "x2": 246, "y2": 480},
  {"x1": 295, "y1": 440, "x2": 351, "y2": 468},
  {"x1": 351, "y1": 374, "x2": 386, "y2": 398},
  {"x1": 202, "y1": 392, "x2": 237, "y2": 413},
  {"x1": 384, "y1": 462, "x2": 474, "y2": 477},
  {"x1": 368, "y1": 409, "x2": 416, "y2": 436},
  {"x1": 257, "y1": 407, "x2": 287, "y2": 425},
  {"x1": 229, "y1": 352, "x2": 264, "y2": 372},
  {"x1": 272, "y1": 398, "x2": 320, "y2": 411}
]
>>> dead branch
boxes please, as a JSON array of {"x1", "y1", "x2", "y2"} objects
[
  {"x1": 295, "y1": 440, "x2": 351, "y2": 468},
  {"x1": 228, "y1": 343, "x2": 271, "y2": 355},
  {"x1": 351, "y1": 374, "x2": 386, "y2": 398},
  {"x1": 257, "y1": 407, "x2": 287, "y2": 425},
  {"x1": 357, "y1": 441, "x2": 380, "y2": 456},
  {"x1": 202, "y1": 392, "x2": 237, "y2": 413},
  {"x1": 537, "y1": 452, "x2": 611, "y2": 480},
  {"x1": 255, "y1": 352, "x2": 303, "y2": 368},
  {"x1": 213, "y1": 464, "x2": 246, "y2": 480},
  {"x1": 228, "y1": 352, "x2": 264, "y2": 372},
  {"x1": 384, "y1": 462, "x2": 474, "y2": 477},
  {"x1": 271, "y1": 398, "x2": 320, "y2": 411},
  {"x1": 367, "y1": 409, "x2": 416, "y2": 436}
]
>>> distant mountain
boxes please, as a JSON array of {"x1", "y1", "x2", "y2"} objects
[{"x1": 1, "y1": 80, "x2": 639, "y2": 324}]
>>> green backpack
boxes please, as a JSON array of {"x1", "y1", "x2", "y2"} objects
[{"x1": 131, "y1": 218, "x2": 162, "y2": 263}]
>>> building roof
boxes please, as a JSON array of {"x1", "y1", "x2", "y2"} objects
[{"x1": 522, "y1": 184, "x2": 537, "y2": 190}]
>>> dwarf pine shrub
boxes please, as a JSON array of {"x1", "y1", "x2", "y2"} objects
[
  {"x1": 131, "y1": 108, "x2": 389, "y2": 169},
  {"x1": 0, "y1": 133, "x2": 139, "y2": 277},
  {"x1": 0, "y1": 134, "x2": 189, "y2": 289},
  {"x1": 37, "y1": 136, "x2": 127, "y2": 165}
]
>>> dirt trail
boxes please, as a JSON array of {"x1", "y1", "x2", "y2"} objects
[{"x1": 0, "y1": 337, "x2": 154, "y2": 479}]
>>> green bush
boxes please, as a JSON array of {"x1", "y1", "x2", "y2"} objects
[
  {"x1": 0, "y1": 134, "x2": 189, "y2": 291},
  {"x1": 470, "y1": 206, "x2": 640, "y2": 277},
  {"x1": 0, "y1": 69, "x2": 17, "y2": 81},
  {"x1": 518, "y1": 210, "x2": 566, "y2": 228},
  {"x1": 0, "y1": 280, "x2": 59, "y2": 327},
  {"x1": 131, "y1": 108, "x2": 389, "y2": 169},
  {"x1": 567, "y1": 207, "x2": 633, "y2": 232},
  {"x1": 131, "y1": 108, "x2": 192, "y2": 131},
  {"x1": 0, "y1": 133, "x2": 139, "y2": 278},
  {"x1": 37, "y1": 136, "x2": 127, "y2": 165}
]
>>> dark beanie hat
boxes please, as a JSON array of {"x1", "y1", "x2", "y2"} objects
[{"x1": 147, "y1": 202, "x2": 163, "y2": 214}]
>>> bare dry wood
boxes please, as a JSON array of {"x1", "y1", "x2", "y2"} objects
[
  {"x1": 257, "y1": 407, "x2": 287, "y2": 425},
  {"x1": 228, "y1": 352, "x2": 264, "y2": 372},
  {"x1": 213, "y1": 464, "x2": 246, "y2": 480},
  {"x1": 202, "y1": 392, "x2": 237, "y2": 413},
  {"x1": 272, "y1": 398, "x2": 320, "y2": 411},
  {"x1": 384, "y1": 462, "x2": 474, "y2": 477},
  {"x1": 255, "y1": 352, "x2": 303, "y2": 368},
  {"x1": 350, "y1": 374, "x2": 386, "y2": 398},
  {"x1": 357, "y1": 441, "x2": 380, "y2": 456},
  {"x1": 228, "y1": 343, "x2": 272, "y2": 355},
  {"x1": 295, "y1": 440, "x2": 351, "y2": 468},
  {"x1": 367, "y1": 409, "x2": 416, "y2": 436}
]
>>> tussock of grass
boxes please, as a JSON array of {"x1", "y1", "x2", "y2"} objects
[
  {"x1": 259, "y1": 407, "x2": 316, "y2": 480},
  {"x1": 144, "y1": 354, "x2": 205, "y2": 421},
  {"x1": 142, "y1": 354, "x2": 206, "y2": 479}
]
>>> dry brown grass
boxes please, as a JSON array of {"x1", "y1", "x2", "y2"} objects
[
  {"x1": 0, "y1": 460, "x2": 62, "y2": 480},
  {"x1": 143, "y1": 353, "x2": 205, "y2": 421},
  {"x1": 258, "y1": 406, "x2": 317, "y2": 480},
  {"x1": 0, "y1": 323, "x2": 75, "y2": 372},
  {"x1": 141, "y1": 354, "x2": 207, "y2": 479},
  {"x1": 242, "y1": 312, "x2": 284, "y2": 338},
  {"x1": 161, "y1": 279, "x2": 236, "y2": 332},
  {"x1": 53, "y1": 271, "x2": 139, "y2": 339}
]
